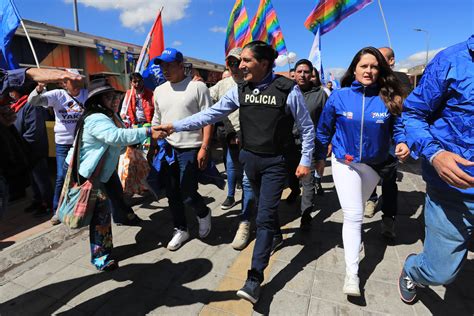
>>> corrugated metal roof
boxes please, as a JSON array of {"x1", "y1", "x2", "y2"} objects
[{"x1": 16, "y1": 19, "x2": 225, "y2": 72}]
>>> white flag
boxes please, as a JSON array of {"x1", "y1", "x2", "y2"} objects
[{"x1": 308, "y1": 26, "x2": 324, "y2": 82}]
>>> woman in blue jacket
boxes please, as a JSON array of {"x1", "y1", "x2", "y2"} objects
[
  {"x1": 68, "y1": 79, "x2": 163, "y2": 271},
  {"x1": 315, "y1": 47, "x2": 409, "y2": 296}
]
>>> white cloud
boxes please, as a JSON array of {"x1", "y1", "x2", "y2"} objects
[
  {"x1": 210, "y1": 26, "x2": 226, "y2": 33},
  {"x1": 208, "y1": 10, "x2": 214, "y2": 15},
  {"x1": 395, "y1": 47, "x2": 445, "y2": 70},
  {"x1": 172, "y1": 40, "x2": 183, "y2": 46},
  {"x1": 65, "y1": 0, "x2": 191, "y2": 30}
]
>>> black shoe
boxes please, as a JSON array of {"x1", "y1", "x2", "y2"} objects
[
  {"x1": 24, "y1": 201, "x2": 42, "y2": 213},
  {"x1": 221, "y1": 196, "x2": 237, "y2": 210},
  {"x1": 300, "y1": 209, "x2": 312, "y2": 231},
  {"x1": 99, "y1": 259, "x2": 119, "y2": 272},
  {"x1": 270, "y1": 233, "x2": 283, "y2": 255},
  {"x1": 286, "y1": 189, "x2": 301, "y2": 204},
  {"x1": 236, "y1": 269, "x2": 263, "y2": 304},
  {"x1": 398, "y1": 255, "x2": 420, "y2": 304},
  {"x1": 315, "y1": 178, "x2": 324, "y2": 196}
]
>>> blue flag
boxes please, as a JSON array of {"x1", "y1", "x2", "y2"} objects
[
  {"x1": 142, "y1": 62, "x2": 166, "y2": 90},
  {"x1": 0, "y1": 0, "x2": 20, "y2": 69}
]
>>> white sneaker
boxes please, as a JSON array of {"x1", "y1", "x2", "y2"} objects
[
  {"x1": 231, "y1": 221, "x2": 250, "y2": 250},
  {"x1": 167, "y1": 229, "x2": 190, "y2": 251},
  {"x1": 343, "y1": 273, "x2": 361, "y2": 296},
  {"x1": 197, "y1": 209, "x2": 211, "y2": 238}
]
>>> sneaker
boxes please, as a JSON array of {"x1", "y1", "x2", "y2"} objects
[
  {"x1": 115, "y1": 213, "x2": 142, "y2": 226},
  {"x1": 236, "y1": 270, "x2": 263, "y2": 304},
  {"x1": 197, "y1": 208, "x2": 212, "y2": 238},
  {"x1": 343, "y1": 273, "x2": 361, "y2": 296},
  {"x1": 50, "y1": 213, "x2": 61, "y2": 225},
  {"x1": 270, "y1": 233, "x2": 283, "y2": 255},
  {"x1": 300, "y1": 209, "x2": 312, "y2": 231},
  {"x1": 315, "y1": 178, "x2": 324, "y2": 196},
  {"x1": 231, "y1": 221, "x2": 250, "y2": 250},
  {"x1": 221, "y1": 196, "x2": 237, "y2": 210},
  {"x1": 398, "y1": 254, "x2": 421, "y2": 304},
  {"x1": 167, "y1": 228, "x2": 190, "y2": 251},
  {"x1": 286, "y1": 189, "x2": 301, "y2": 204},
  {"x1": 381, "y1": 216, "x2": 396, "y2": 239},
  {"x1": 364, "y1": 200, "x2": 377, "y2": 218}
]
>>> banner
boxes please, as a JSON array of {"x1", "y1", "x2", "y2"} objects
[
  {"x1": 112, "y1": 48, "x2": 120, "y2": 64},
  {"x1": 96, "y1": 44, "x2": 105, "y2": 63}
]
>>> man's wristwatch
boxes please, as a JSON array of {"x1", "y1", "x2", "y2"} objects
[{"x1": 201, "y1": 145, "x2": 210, "y2": 152}]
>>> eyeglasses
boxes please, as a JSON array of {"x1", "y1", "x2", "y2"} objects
[{"x1": 228, "y1": 61, "x2": 240, "y2": 68}]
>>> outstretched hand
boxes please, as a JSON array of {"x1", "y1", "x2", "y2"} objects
[
  {"x1": 26, "y1": 68, "x2": 83, "y2": 83},
  {"x1": 432, "y1": 151, "x2": 474, "y2": 189}
]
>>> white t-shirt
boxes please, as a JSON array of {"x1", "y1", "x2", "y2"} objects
[
  {"x1": 152, "y1": 76, "x2": 212, "y2": 148},
  {"x1": 29, "y1": 88, "x2": 87, "y2": 145}
]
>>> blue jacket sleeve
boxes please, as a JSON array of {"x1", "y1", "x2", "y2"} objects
[
  {"x1": 87, "y1": 114, "x2": 147, "y2": 147},
  {"x1": 402, "y1": 55, "x2": 450, "y2": 162},
  {"x1": 392, "y1": 115, "x2": 407, "y2": 145},
  {"x1": 314, "y1": 93, "x2": 337, "y2": 160},
  {"x1": 1, "y1": 69, "x2": 27, "y2": 94}
]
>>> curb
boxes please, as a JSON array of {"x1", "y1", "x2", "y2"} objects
[{"x1": 0, "y1": 223, "x2": 86, "y2": 276}]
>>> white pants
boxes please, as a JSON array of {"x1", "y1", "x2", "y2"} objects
[{"x1": 331, "y1": 155, "x2": 380, "y2": 275}]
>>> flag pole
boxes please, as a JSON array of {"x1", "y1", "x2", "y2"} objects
[
  {"x1": 377, "y1": 0, "x2": 392, "y2": 48},
  {"x1": 9, "y1": 0, "x2": 40, "y2": 68}
]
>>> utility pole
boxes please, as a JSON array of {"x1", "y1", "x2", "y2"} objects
[{"x1": 73, "y1": 0, "x2": 79, "y2": 31}]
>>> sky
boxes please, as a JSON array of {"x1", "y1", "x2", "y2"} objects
[{"x1": 14, "y1": 0, "x2": 474, "y2": 78}]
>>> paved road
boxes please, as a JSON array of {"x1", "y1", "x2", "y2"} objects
[{"x1": 0, "y1": 160, "x2": 473, "y2": 315}]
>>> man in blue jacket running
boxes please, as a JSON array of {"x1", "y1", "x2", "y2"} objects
[{"x1": 398, "y1": 35, "x2": 474, "y2": 304}]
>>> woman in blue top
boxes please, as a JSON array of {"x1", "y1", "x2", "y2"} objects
[
  {"x1": 315, "y1": 47, "x2": 409, "y2": 297},
  {"x1": 69, "y1": 79, "x2": 163, "y2": 271}
]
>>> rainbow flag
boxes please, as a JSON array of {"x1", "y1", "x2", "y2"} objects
[
  {"x1": 225, "y1": 0, "x2": 252, "y2": 55},
  {"x1": 305, "y1": 0, "x2": 372, "y2": 35},
  {"x1": 250, "y1": 0, "x2": 287, "y2": 55}
]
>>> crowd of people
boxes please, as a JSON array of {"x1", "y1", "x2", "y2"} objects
[{"x1": 0, "y1": 35, "x2": 472, "y2": 305}]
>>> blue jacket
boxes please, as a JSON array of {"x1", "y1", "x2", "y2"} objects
[
  {"x1": 66, "y1": 113, "x2": 148, "y2": 183},
  {"x1": 13, "y1": 102, "x2": 49, "y2": 161},
  {"x1": 315, "y1": 81, "x2": 406, "y2": 164},
  {"x1": 403, "y1": 36, "x2": 474, "y2": 196}
]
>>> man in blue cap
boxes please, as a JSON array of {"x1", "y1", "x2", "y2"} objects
[{"x1": 150, "y1": 48, "x2": 214, "y2": 251}]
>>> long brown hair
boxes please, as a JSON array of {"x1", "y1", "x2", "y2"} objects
[{"x1": 340, "y1": 47, "x2": 406, "y2": 115}]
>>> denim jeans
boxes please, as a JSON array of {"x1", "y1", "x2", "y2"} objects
[
  {"x1": 104, "y1": 171, "x2": 135, "y2": 223},
  {"x1": 53, "y1": 143, "x2": 72, "y2": 211},
  {"x1": 240, "y1": 171, "x2": 254, "y2": 222},
  {"x1": 162, "y1": 147, "x2": 209, "y2": 230},
  {"x1": 31, "y1": 157, "x2": 53, "y2": 208},
  {"x1": 226, "y1": 143, "x2": 243, "y2": 198},
  {"x1": 301, "y1": 157, "x2": 317, "y2": 214},
  {"x1": 240, "y1": 149, "x2": 287, "y2": 274},
  {"x1": 404, "y1": 186, "x2": 474, "y2": 286}
]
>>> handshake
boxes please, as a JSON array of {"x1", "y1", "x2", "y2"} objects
[{"x1": 150, "y1": 123, "x2": 174, "y2": 140}]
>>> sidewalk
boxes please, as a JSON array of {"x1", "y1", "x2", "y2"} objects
[{"x1": 0, "y1": 160, "x2": 472, "y2": 315}]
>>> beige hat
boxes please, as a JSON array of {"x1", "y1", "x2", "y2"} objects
[{"x1": 226, "y1": 47, "x2": 242, "y2": 60}]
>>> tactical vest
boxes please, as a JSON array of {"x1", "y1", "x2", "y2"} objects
[{"x1": 238, "y1": 75, "x2": 295, "y2": 155}]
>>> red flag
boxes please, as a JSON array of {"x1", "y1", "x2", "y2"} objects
[{"x1": 135, "y1": 10, "x2": 165, "y2": 73}]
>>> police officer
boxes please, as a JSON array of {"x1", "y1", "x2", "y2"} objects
[{"x1": 156, "y1": 41, "x2": 315, "y2": 304}]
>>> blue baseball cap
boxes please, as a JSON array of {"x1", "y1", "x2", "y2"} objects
[{"x1": 154, "y1": 48, "x2": 184, "y2": 64}]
